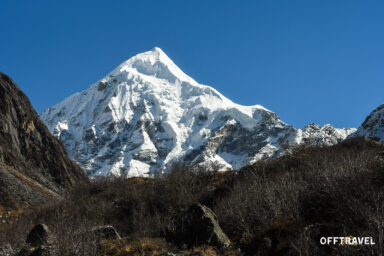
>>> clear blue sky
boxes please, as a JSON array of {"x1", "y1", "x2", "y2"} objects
[{"x1": 1, "y1": 0, "x2": 383, "y2": 128}]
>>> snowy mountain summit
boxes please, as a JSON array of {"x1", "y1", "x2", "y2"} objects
[
  {"x1": 353, "y1": 104, "x2": 384, "y2": 142},
  {"x1": 41, "y1": 48, "x2": 356, "y2": 177}
]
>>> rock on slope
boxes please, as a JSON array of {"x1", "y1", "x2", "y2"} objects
[
  {"x1": 353, "y1": 104, "x2": 384, "y2": 142},
  {"x1": 0, "y1": 73, "x2": 87, "y2": 209},
  {"x1": 41, "y1": 48, "x2": 355, "y2": 177}
]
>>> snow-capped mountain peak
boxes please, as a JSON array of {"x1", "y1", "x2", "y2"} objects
[
  {"x1": 352, "y1": 104, "x2": 384, "y2": 142},
  {"x1": 41, "y1": 48, "x2": 355, "y2": 177},
  {"x1": 110, "y1": 47, "x2": 198, "y2": 86}
]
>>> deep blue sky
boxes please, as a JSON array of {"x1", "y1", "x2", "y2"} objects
[{"x1": 1, "y1": 1, "x2": 383, "y2": 128}]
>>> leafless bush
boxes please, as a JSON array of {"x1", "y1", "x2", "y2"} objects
[
  {"x1": 215, "y1": 137, "x2": 384, "y2": 255},
  {"x1": 1, "y1": 137, "x2": 384, "y2": 255}
]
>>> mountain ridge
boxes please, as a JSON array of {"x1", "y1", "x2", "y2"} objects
[
  {"x1": 351, "y1": 104, "x2": 384, "y2": 142},
  {"x1": 41, "y1": 48, "x2": 356, "y2": 177},
  {"x1": 0, "y1": 72, "x2": 87, "y2": 209}
]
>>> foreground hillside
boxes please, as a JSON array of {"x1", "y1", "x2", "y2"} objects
[
  {"x1": 0, "y1": 73, "x2": 87, "y2": 213},
  {"x1": 1, "y1": 137, "x2": 383, "y2": 255}
]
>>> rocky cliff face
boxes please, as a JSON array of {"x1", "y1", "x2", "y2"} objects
[
  {"x1": 353, "y1": 104, "x2": 384, "y2": 142},
  {"x1": 41, "y1": 48, "x2": 355, "y2": 177},
  {"x1": 0, "y1": 73, "x2": 87, "y2": 209}
]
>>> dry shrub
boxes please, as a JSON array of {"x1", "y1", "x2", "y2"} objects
[
  {"x1": 0, "y1": 137, "x2": 383, "y2": 256},
  {"x1": 215, "y1": 137, "x2": 384, "y2": 255}
]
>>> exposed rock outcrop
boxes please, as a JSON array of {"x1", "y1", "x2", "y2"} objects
[
  {"x1": 0, "y1": 244, "x2": 13, "y2": 256},
  {"x1": 167, "y1": 204, "x2": 231, "y2": 248},
  {"x1": 91, "y1": 225, "x2": 121, "y2": 242},
  {"x1": 17, "y1": 224, "x2": 54, "y2": 256},
  {"x1": 26, "y1": 224, "x2": 51, "y2": 247},
  {"x1": 0, "y1": 73, "x2": 87, "y2": 209}
]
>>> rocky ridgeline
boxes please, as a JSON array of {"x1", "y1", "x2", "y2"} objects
[
  {"x1": 353, "y1": 104, "x2": 384, "y2": 142},
  {"x1": 0, "y1": 73, "x2": 87, "y2": 210}
]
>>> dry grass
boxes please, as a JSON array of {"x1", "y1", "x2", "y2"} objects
[
  {"x1": 99, "y1": 238, "x2": 170, "y2": 256},
  {"x1": 98, "y1": 239, "x2": 239, "y2": 256}
]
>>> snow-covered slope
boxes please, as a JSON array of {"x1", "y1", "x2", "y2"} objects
[
  {"x1": 41, "y1": 47, "x2": 355, "y2": 177},
  {"x1": 353, "y1": 104, "x2": 384, "y2": 142}
]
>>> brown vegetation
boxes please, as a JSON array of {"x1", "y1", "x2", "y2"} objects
[{"x1": 1, "y1": 137, "x2": 383, "y2": 255}]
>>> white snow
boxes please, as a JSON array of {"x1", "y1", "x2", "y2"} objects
[
  {"x1": 354, "y1": 104, "x2": 384, "y2": 142},
  {"x1": 41, "y1": 47, "x2": 356, "y2": 177}
]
